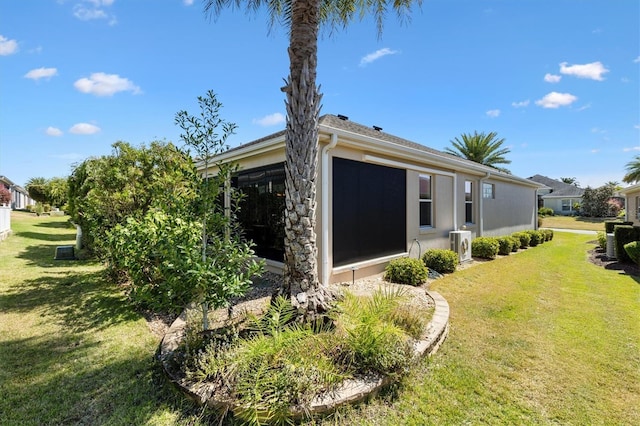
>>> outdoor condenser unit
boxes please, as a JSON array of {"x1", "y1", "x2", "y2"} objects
[{"x1": 450, "y1": 230, "x2": 472, "y2": 263}]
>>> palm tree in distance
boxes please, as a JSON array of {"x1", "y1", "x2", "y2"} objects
[
  {"x1": 623, "y1": 155, "x2": 640, "y2": 184},
  {"x1": 445, "y1": 131, "x2": 511, "y2": 173},
  {"x1": 203, "y1": 0, "x2": 422, "y2": 317}
]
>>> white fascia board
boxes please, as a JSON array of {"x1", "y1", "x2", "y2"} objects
[
  {"x1": 319, "y1": 124, "x2": 542, "y2": 188},
  {"x1": 194, "y1": 134, "x2": 286, "y2": 171}
]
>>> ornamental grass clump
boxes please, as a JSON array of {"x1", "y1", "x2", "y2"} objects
[
  {"x1": 422, "y1": 248, "x2": 459, "y2": 274},
  {"x1": 471, "y1": 237, "x2": 499, "y2": 259},
  {"x1": 384, "y1": 257, "x2": 428, "y2": 286}
]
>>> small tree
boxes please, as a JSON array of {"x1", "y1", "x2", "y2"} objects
[
  {"x1": 0, "y1": 187, "x2": 11, "y2": 206},
  {"x1": 175, "y1": 90, "x2": 264, "y2": 330},
  {"x1": 581, "y1": 185, "x2": 616, "y2": 217}
]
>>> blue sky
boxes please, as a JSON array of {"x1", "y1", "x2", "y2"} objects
[{"x1": 1, "y1": 0, "x2": 638, "y2": 189}]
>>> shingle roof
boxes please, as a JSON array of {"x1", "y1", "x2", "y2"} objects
[{"x1": 527, "y1": 174, "x2": 585, "y2": 197}]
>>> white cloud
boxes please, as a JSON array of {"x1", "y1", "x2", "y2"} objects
[
  {"x1": 591, "y1": 127, "x2": 606, "y2": 134},
  {"x1": 559, "y1": 61, "x2": 609, "y2": 81},
  {"x1": 253, "y1": 113, "x2": 285, "y2": 126},
  {"x1": 69, "y1": 123, "x2": 101, "y2": 134},
  {"x1": 634, "y1": 56, "x2": 640, "y2": 63},
  {"x1": 74, "y1": 72, "x2": 141, "y2": 96},
  {"x1": 46, "y1": 126, "x2": 63, "y2": 136},
  {"x1": 359, "y1": 48, "x2": 398, "y2": 66},
  {"x1": 0, "y1": 35, "x2": 19, "y2": 55},
  {"x1": 512, "y1": 100, "x2": 530, "y2": 108},
  {"x1": 24, "y1": 67, "x2": 58, "y2": 81},
  {"x1": 623, "y1": 146, "x2": 640, "y2": 152},
  {"x1": 635, "y1": 124, "x2": 640, "y2": 129},
  {"x1": 486, "y1": 109, "x2": 500, "y2": 118},
  {"x1": 544, "y1": 73, "x2": 561, "y2": 83},
  {"x1": 183, "y1": 0, "x2": 194, "y2": 5},
  {"x1": 535, "y1": 92, "x2": 578, "y2": 109},
  {"x1": 72, "y1": 0, "x2": 116, "y2": 25},
  {"x1": 590, "y1": 149, "x2": 600, "y2": 153}
]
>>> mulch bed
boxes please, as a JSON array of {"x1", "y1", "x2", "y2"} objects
[{"x1": 588, "y1": 247, "x2": 640, "y2": 277}]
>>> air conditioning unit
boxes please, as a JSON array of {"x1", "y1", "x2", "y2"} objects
[{"x1": 450, "y1": 230, "x2": 472, "y2": 263}]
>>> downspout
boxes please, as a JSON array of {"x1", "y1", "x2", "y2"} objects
[
  {"x1": 452, "y1": 174, "x2": 458, "y2": 230},
  {"x1": 479, "y1": 172, "x2": 491, "y2": 236},
  {"x1": 321, "y1": 133, "x2": 339, "y2": 286}
]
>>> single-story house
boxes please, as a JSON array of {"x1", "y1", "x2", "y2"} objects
[
  {"x1": 619, "y1": 184, "x2": 640, "y2": 225},
  {"x1": 0, "y1": 175, "x2": 34, "y2": 210},
  {"x1": 528, "y1": 174, "x2": 584, "y2": 215},
  {"x1": 202, "y1": 114, "x2": 543, "y2": 283}
]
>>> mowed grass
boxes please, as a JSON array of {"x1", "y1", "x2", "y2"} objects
[
  {"x1": 2, "y1": 213, "x2": 639, "y2": 425},
  {"x1": 311, "y1": 232, "x2": 640, "y2": 425},
  {"x1": 0, "y1": 212, "x2": 209, "y2": 425},
  {"x1": 540, "y1": 215, "x2": 610, "y2": 231}
]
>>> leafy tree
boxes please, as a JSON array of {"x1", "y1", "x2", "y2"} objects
[
  {"x1": 560, "y1": 177, "x2": 579, "y2": 187},
  {"x1": 46, "y1": 177, "x2": 69, "y2": 208},
  {"x1": 581, "y1": 185, "x2": 615, "y2": 217},
  {"x1": 445, "y1": 131, "x2": 511, "y2": 171},
  {"x1": 68, "y1": 140, "x2": 200, "y2": 255},
  {"x1": 25, "y1": 177, "x2": 48, "y2": 204},
  {"x1": 203, "y1": 0, "x2": 422, "y2": 318},
  {"x1": 623, "y1": 155, "x2": 640, "y2": 184},
  {"x1": 175, "y1": 90, "x2": 263, "y2": 329},
  {"x1": 0, "y1": 187, "x2": 10, "y2": 206}
]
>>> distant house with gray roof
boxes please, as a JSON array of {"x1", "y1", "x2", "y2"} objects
[{"x1": 528, "y1": 174, "x2": 584, "y2": 215}]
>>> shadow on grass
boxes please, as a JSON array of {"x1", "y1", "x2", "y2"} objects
[
  {"x1": 0, "y1": 332, "x2": 228, "y2": 425},
  {"x1": 0, "y1": 270, "x2": 140, "y2": 333},
  {"x1": 14, "y1": 230, "x2": 76, "y2": 242},
  {"x1": 34, "y1": 219, "x2": 75, "y2": 230}
]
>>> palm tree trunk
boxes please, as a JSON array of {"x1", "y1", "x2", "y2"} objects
[{"x1": 281, "y1": 0, "x2": 331, "y2": 316}]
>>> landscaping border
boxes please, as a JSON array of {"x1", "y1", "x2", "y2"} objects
[{"x1": 157, "y1": 290, "x2": 449, "y2": 419}]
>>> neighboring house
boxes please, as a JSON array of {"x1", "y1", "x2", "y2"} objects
[
  {"x1": 202, "y1": 114, "x2": 543, "y2": 283},
  {"x1": 619, "y1": 184, "x2": 640, "y2": 225},
  {"x1": 0, "y1": 175, "x2": 35, "y2": 210},
  {"x1": 528, "y1": 174, "x2": 584, "y2": 215}
]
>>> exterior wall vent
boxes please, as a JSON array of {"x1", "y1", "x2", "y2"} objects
[{"x1": 337, "y1": 114, "x2": 349, "y2": 121}]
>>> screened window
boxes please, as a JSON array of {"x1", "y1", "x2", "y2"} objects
[
  {"x1": 482, "y1": 182, "x2": 495, "y2": 199},
  {"x1": 232, "y1": 163, "x2": 285, "y2": 262},
  {"x1": 465, "y1": 180, "x2": 473, "y2": 223},
  {"x1": 420, "y1": 175, "x2": 432, "y2": 227}
]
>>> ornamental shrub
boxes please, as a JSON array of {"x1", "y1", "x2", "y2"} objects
[
  {"x1": 509, "y1": 236, "x2": 520, "y2": 252},
  {"x1": 624, "y1": 241, "x2": 640, "y2": 265},
  {"x1": 471, "y1": 237, "x2": 499, "y2": 259},
  {"x1": 497, "y1": 236, "x2": 516, "y2": 255},
  {"x1": 384, "y1": 257, "x2": 428, "y2": 286},
  {"x1": 596, "y1": 232, "x2": 607, "y2": 250},
  {"x1": 526, "y1": 230, "x2": 544, "y2": 246},
  {"x1": 614, "y1": 225, "x2": 640, "y2": 263},
  {"x1": 511, "y1": 231, "x2": 531, "y2": 249},
  {"x1": 541, "y1": 228, "x2": 554, "y2": 241},
  {"x1": 604, "y1": 220, "x2": 632, "y2": 234},
  {"x1": 538, "y1": 207, "x2": 554, "y2": 217},
  {"x1": 422, "y1": 248, "x2": 459, "y2": 274}
]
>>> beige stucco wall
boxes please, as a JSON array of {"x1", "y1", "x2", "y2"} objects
[
  {"x1": 623, "y1": 188, "x2": 640, "y2": 225},
  {"x1": 481, "y1": 179, "x2": 538, "y2": 236}
]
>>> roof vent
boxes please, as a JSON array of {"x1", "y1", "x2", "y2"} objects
[
  {"x1": 373, "y1": 125, "x2": 382, "y2": 131},
  {"x1": 337, "y1": 114, "x2": 349, "y2": 121}
]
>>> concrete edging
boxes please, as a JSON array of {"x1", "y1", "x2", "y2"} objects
[{"x1": 158, "y1": 290, "x2": 450, "y2": 418}]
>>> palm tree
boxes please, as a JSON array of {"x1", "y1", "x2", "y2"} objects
[
  {"x1": 623, "y1": 155, "x2": 640, "y2": 184},
  {"x1": 204, "y1": 0, "x2": 421, "y2": 317},
  {"x1": 445, "y1": 131, "x2": 511, "y2": 171}
]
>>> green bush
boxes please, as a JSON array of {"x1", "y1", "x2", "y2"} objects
[
  {"x1": 604, "y1": 220, "x2": 632, "y2": 234},
  {"x1": 541, "y1": 228, "x2": 554, "y2": 241},
  {"x1": 596, "y1": 232, "x2": 607, "y2": 250},
  {"x1": 538, "y1": 207, "x2": 554, "y2": 217},
  {"x1": 384, "y1": 257, "x2": 428, "y2": 286},
  {"x1": 624, "y1": 241, "x2": 640, "y2": 265},
  {"x1": 511, "y1": 232, "x2": 531, "y2": 249},
  {"x1": 497, "y1": 236, "x2": 516, "y2": 255},
  {"x1": 471, "y1": 237, "x2": 499, "y2": 259},
  {"x1": 508, "y1": 236, "x2": 520, "y2": 252},
  {"x1": 614, "y1": 225, "x2": 640, "y2": 263},
  {"x1": 526, "y1": 230, "x2": 544, "y2": 247},
  {"x1": 421, "y1": 248, "x2": 459, "y2": 274}
]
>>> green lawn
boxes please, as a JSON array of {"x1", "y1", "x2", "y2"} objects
[
  {"x1": 2, "y1": 213, "x2": 639, "y2": 425},
  {"x1": 540, "y1": 215, "x2": 610, "y2": 231}
]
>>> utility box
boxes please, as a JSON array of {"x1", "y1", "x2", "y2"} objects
[
  {"x1": 605, "y1": 233, "x2": 616, "y2": 259},
  {"x1": 450, "y1": 230, "x2": 472, "y2": 263},
  {"x1": 54, "y1": 245, "x2": 76, "y2": 260}
]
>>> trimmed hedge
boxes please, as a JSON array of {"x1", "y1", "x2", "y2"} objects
[
  {"x1": 614, "y1": 225, "x2": 640, "y2": 263},
  {"x1": 541, "y1": 229, "x2": 554, "y2": 241},
  {"x1": 605, "y1": 220, "x2": 633, "y2": 234},
  {"x1": 422, "y1": 248, "x2": 459, "y2": 274},
  {"x1": 511, "y1": 232, "x2": 531, "y2": 249},
  {"x1": 538, "y1": 207, "x2": 554, "y2": 217},
  {"x1": 472, "y1": 237, "x2": 499, "y2": 259},
  {"x1": 624, "y1": 241, "x2": 640, "y2": 265},
  {"x1": 384, "y1": 257, "x2": 429, "y2": 286},
  {"x1": 525, "y1": 230, "x2": 544, "y2": 247},
  {"x1": 497, "y1": 236, "x2": 517, "y2": 255}
]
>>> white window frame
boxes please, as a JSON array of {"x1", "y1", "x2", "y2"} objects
[
  {"x1": 482, "y1": 182, "x2": 495, "y2": 199},
  {"x1": 419, "y1": 174, "x2": 433, "y2": 227}
]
